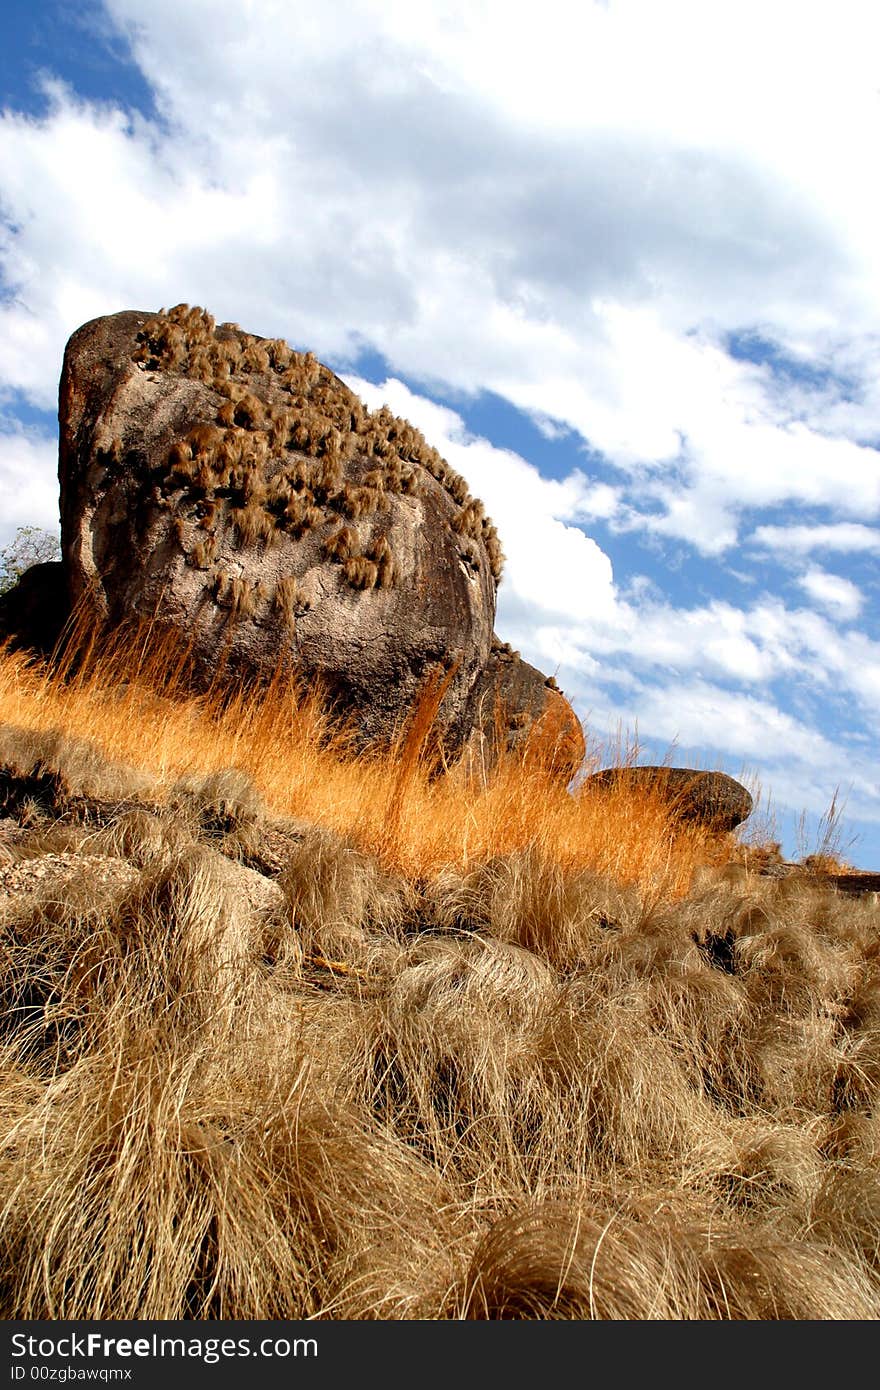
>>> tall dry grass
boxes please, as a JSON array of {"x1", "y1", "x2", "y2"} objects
[
  {"x1": 1, "y1": 623, "x2": 878, "y2": 1319},
  {"x1": 0, "y1": 618, "x2": 717, "y2": 894}
]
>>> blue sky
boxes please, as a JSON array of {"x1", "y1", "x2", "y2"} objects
[{"x1": 1, "y1": 0, "x2": 879, "y2": 863}]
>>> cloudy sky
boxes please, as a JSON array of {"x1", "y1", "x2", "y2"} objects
[{"x1": 1, "y1": 0, "x2": 879, "y2": 862}]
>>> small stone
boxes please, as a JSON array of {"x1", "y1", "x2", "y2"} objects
[{"x1": 585, "y1": 767, "x2": 753, "y2": 832}]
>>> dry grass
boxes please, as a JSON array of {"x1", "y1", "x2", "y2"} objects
[
  {"x1": 133, "y1": 304, "x2": 505, "y2": 585},
  {"x1": 0, "y1": 625, "x2": 878, "y2": 1319},
  {"x1": 0, "y1": 623, "x2": 714, "y2": 890}
]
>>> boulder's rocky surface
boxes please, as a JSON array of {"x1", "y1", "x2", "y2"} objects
[
  {"x1": 585, "y1": 766, "x2": 753, "y2": 832},
  {"x1": 54, "y1": 305, "x2": 579, "y2": 769}
]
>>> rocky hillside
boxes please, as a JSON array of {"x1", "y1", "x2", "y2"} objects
[
  {"x1": 1, "y1": 707, "x2": 879, "y2": 1318},
  {"x1": 0, "y1": 633, "x2": 878, "y2": 1319}
]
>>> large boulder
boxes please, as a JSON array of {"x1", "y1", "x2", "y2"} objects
[
  {"x1": 59, "y1": 307, "x2": 500, "y2": 750},
  {"x1": 585, "y1": 766, "x2": 753, "y2": 832},
  {"x1": 57, "y1": 305, "x2": 580, "y2": 768}
]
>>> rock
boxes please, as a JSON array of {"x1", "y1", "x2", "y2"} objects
[
  {"x1": 0, "y1": 562, "x2": 69, "y2": 656},
  {"x1": 210, "y1": 851, "x2": 286, "y2": 924},
  {"x1": 464, "y1": 640, "x2": 585, "y2": 781},
  {"x1": 58, "y1": 307, "x2": 505, "y2": 753},
  {"x1": 585, "y1": 766, "x2": 753, "y2": 832},
  {"x1": 56, "y1": 305, "x2": 581, "y2": 771},
  {"x1": 0, "y1": 851, "x2": 140, "y2": 914},
  {"x1": 826, "y1": 873, "x2": 880, "y2": 899}
]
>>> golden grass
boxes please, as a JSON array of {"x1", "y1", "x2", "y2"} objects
[
  {"x1": 0, "y1": 624, "x2": 716, "y2": 894},
  {"x1": 2, "y1": 623, "x2": 879, "y2": 1319}
]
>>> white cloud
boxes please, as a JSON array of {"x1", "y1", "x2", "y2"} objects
[
  {"x1": 0, "y1": 425, "x2": 60, "y2": 547},
  {"x1": 752, "y1": 522, "x2": 880, "y2": 555},
  {"x1": 619, "y1": 679, "x2": 841, "y2": 769},
  {"x1": 0, "y1": 0, "x2": 877, "y2": 550},
  {"x1": 798, "y1": 566, "x2": 864, "y2": 621},
  {"x1": 343, "y1": 374, "x2": 619, "y2": 626}
]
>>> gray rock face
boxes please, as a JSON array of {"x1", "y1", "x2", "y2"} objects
[
  {"x1": 57, "y1": 305, "x2": 581, "y2": 767},
  {"x1": 585, "y1": 767, "x2": 753, "y2": 832}
]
